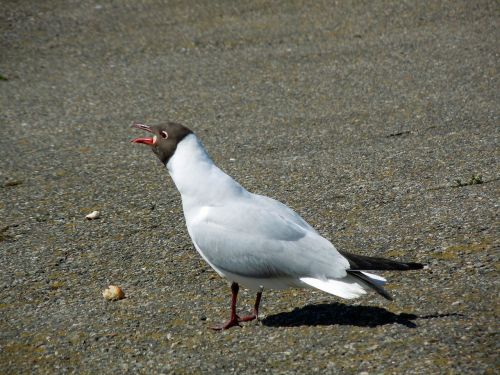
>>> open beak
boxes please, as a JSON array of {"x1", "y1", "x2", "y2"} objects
[{"x1": 131, "y1": 123, "x2": 157, "y2": 145}]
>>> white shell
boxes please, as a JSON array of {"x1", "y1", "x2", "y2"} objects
[{"x1": 85, "y1": 210, "x2": 100, "y2": 220}]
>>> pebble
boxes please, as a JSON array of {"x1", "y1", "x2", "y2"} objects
[
  {"x1": 85, "y1": 210, "x2": 100, "y2": 220},
  {"x1": 102, "y1": 285, "x2": 125, "y2": 301}
]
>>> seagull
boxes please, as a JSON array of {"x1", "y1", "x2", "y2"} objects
[{"x1": 131, "y1": 122, "x2": 423, "y2": 329}]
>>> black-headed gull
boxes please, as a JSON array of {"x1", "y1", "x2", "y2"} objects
[{"x1": 131, "y1": 122, "x2": 423, "y2": 329}]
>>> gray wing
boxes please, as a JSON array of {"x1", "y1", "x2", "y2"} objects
[{"x1": 188, "y1": 194, "x2": 349, "y2": 279}]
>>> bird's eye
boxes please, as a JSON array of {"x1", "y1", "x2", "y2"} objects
[{"x1": 160, "y1": 131, "x2": 168, "y2": 139}]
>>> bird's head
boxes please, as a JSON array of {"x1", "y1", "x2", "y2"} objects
[{"x1": 131, "y1": 122, "x2": 192, "y2": 164}]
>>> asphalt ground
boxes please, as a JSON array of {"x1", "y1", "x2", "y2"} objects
[{"x1": 0, "y1": 1, "x2": 498, "y2": 373}]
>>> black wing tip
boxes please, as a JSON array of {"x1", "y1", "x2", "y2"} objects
[
  {"x1": 373, "y1": 286, "x2": 393, "y2": 301},
  {"x1": 406, "y1": 262, "x2": 424, "y2": 270},
  {"x1": 339, "y1": 250, "x2": 424, "y2": 271},
  {"x1": 382, "y1": 291, "x2": 393, "y2": 301},
  {"x1": 375, "y1": 285, "x2": 393, "y2": 301}
]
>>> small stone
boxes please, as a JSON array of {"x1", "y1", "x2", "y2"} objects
[
  {"x1": 4, "y1": 179, "x2": 23, "y2": 187},
  {"x1": 102, "y1": 285, "x2": 125, "y2": 301},
  {"x1": 85, "y1": 210, "x2": 100, "y2": 220}
]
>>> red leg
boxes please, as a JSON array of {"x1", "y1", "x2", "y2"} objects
[
  {"x1": 212, "y1": 282, "x2": 241, "y2": 330},
  {"x1": 239, "y1": 289, "x2": 263, "y2": 322}
]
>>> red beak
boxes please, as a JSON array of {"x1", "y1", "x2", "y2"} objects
[
  {"x1": 131, "y1": 137, "x2": 155, "y2": 145},
  {"x1": 131, "y1": 123, "x2": 155, "y2": 145}
]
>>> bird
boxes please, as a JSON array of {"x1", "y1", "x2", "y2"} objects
[{"x1": 131, "y1": 122, "x2": 424, "y2": 330}]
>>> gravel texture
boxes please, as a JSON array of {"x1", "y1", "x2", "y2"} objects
[{"x1": 0, "y1": 1, "x2": 498, "y2": 373}]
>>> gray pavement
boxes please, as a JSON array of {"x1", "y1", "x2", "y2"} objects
[{"x1": 0, "y1": 1, "x2": 498, "y2": 373}]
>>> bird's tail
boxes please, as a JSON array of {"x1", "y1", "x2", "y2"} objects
[
  {"x1": 300, "y1": 251, "x2": 423, "y2": 301},
  {"x1": 346, "y1": 270, "x2": 392, "y2": 300},
  {"x1": 299, "y1": 275, "x2": 369, "y2": 299},
  {"x1": 300, "y1": 271, "x2": 388, "y2": 299},
  {"x1": 340, "y1": 250, "x2": 423, "y2": 300}
]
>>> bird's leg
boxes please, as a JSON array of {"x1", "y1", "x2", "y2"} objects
[
  {"x1": 212, "y1": 282, "x2": 241, "y2": 330},
  {"x1": 238, "y1": 288, "x2": 263, "y2": 322}
]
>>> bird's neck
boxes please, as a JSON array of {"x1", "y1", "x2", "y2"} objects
[{"x1": 166, "y1": 134, "x2": 246, "y2": 209}]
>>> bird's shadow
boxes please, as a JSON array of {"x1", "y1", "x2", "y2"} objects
[{"x1": 262, "y1": 302, "x2": 461, "y2": 328}]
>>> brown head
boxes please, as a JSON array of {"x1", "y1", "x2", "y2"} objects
[{"x1": 131, "y1": 122, "x2": 193, "y2": 164}]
